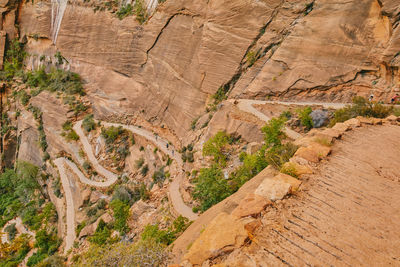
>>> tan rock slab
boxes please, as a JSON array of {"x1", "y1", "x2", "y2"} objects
[
  {"x1": 272, "y1": 173, "x2": 302, "y2": 192},
  {"x1": 372, "y1": 118, "x2": 383, "y2": 125},
  {"x1": 184, "y1": 213, "x2": 248, "y2": 265},
  {"x1": 281, "y1": 162, "x2": 313, "y2": 177},
  {"x1": 332, "y1": 122, "x2": 350, "y2": 132},
  {"x1": 231, "y1": 193, "x2": 271, "y2": 218},
  {"x1": 255, "y1": 178, "x2": 292, "y2": 201},
  {"x1": 320, "y1": 128, "x2": 342, "y2": 139},
  {"x1": 356, "y1": 116, "x2": 374, "y2": 125},
  {"x1": 244, "y1": 219, "x2": 262, "y2": 236},
  {"x1": 344, "y1": 118, "x2": 361, "y2": 128},
  {"x1": 293, "y1": 136, "x2": 315, "y2": 147},
  {"x1": 309, "y1": 142, "x2": 332, "y2": 158},
  {"x1": 294, "y1": 146, "x2": 319, "y2": 163}
]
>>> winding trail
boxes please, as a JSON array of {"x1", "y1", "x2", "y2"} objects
[
  {"x1": 1, "y1": 217, "x2": 35, "y2": 244},
  {"x1": 54, "y1": 158, "x2": 76, "y2": 253},
  {"x1": 54, "y1": 99, "x2": 349, "y2": 252},
  {"x1": 55, "y1": 118, "x2": 199, "y2": 251},
  {"x1": 231, "y1": 99, "x2": 347, "y2": 139}
]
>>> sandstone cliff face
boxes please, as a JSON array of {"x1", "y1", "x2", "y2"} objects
[
  {"x1": 231, "y1": 0, "x2": 400, "y2": 101},
  {"x1": 12, "y1": 0, "x2": 400, "y2": 145},
  {"x1": 17, "y1": 0, "x2": 279, "y2": 140}
]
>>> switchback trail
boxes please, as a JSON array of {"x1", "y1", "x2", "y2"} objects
[
  {"x1": 231, "y1": 99, "x2": 348, "y2": 139},
  {"x1": 54, "y1": 100, "x2": 350, "y2": 253}
]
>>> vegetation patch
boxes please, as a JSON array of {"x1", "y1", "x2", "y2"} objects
[
  {"x1": 193, "y1": 117, "x2": 297, "y2": 212},
  {"x1": 329, "y1": 96, "x2": 393, "y2": 126}
]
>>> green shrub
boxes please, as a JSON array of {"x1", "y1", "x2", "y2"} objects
[
  {"x1": 296, "y1": 106, "x2": 313, "y2": 130},
  {"x1": 141, "y1": 224, "x2": 175, "y2": 245},
  {"x1": 265, "y1": 142, "x2": 298, "y2": 169},
  {"x1": 261, "y1": 117, "x2": 286, "y2": 148},
  {"x1": 112, "y1": 186, "x2": 132, "y2": 204},
  {"x1": 0, "y1": 39, "x2": 26, "y2": 80},
  {"x1": 82, "y1": 114, "x2": 96, "y2": 132},
  {"x1": 116, "y1": 4, "x2": 133, "y2": 20},
  {"x1": 4, "y1": 223, "x2": 17, "y2": 241},
  {"x1": 202, "y1": 131, "x2": 231, "y2": 167},
  {"x1": 110, "y1": 199, "x2": 130, "y2": 234},
  {"x1": 329, "y1": 96, "x2": 393, "y2": 126},
  {"x1": 246, "y1": 50, "x2": 257, "y2": 67},
  {"x1": 89, "y1": 219, "x2": 111, "y2": 245},
  {"x1": 190, "y1": 117, "x2": 199, "y2": 130},
  {"x1": 192, "y1": 165, "x2": 232, "y2": 212},
  {"x1": 102, "y1": 126, "x2": 124, "y2": 144},
  {"x1": 133, "y1": 0, "x2": 148, "y2": 24},
  {"x1": 82, "y1": 161, "x2": 91, "y2": 172},
  {"x1": 19, "y1": 91, "x2": 31, "y2": 106},
  {"x1": 76, "y1": 221, "x2": 87, "y2": 236},
  {"x1": 152, "y1": 167, "x2": 166, "y2": 186},
  {"x1": 66, "y1": 130, "x2": 79, "y2": 141},
  {"x1": 135, "y1": 157, "x2": 145, "y2": 169},
  {"x1": 140, "y1": 164, "x2": 149, "y2": 176}
]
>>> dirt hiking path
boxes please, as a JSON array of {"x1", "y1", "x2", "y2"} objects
[{"x1": 252, "y1": 125, "x2": 400, "y2": 266}]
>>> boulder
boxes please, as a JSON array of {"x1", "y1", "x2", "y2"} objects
[
  {"x1": 281, "y1": 162, "x2": 313, "y2": 177},
  {"x1": 356, "y1": 116, "x2": 374, "y2": 125},
  {"x1": 320, "y1": 128, "x2": 342, "y2": 139},
  {"x1": 272, "y1": 173, "x2": 302, "y2": 192},
  {"x1": 343, "y1": 118, "x2": 361, "y2": 128},
  {"x1": 332, "y1": 122, "x2": 350, "y2": 133},
  {"x1": 79, "y1": 213, "x2": 113, "y2": 238},
  {"x1": 308, "y1": 142, "x2": 332, "y2": 158},
  {"x1": 372, "y1": 118, "x2": 383, "y2": 125},
  {"x1": 184, "y1": 213, "x2": 250, "y2": 265},
  {"x1": 231, "y1": 194, "x2": 271, "y2": 218},
  {"x1": 130, "y1": 200, "x2": 155, "y2": 220},
  {"x1": 293, "y1": 136, "x2": 315, "y2": 147},
  {"x1": 255, "y1": 178, "x2": 292, "y2": 201},
  {"x1": 310, "y1": 110, "x2": 329, "y2": 128},
  {"x1": 294, "y1": 147, "x2": 319, "y2": 163}
]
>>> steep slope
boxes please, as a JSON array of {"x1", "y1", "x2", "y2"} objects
[
  {"x1": 11, "y1": 0, "x2": 399, "y2": 143},
  {"x1": 173, "y1": 119, "x2": 400, "y2": 266}
]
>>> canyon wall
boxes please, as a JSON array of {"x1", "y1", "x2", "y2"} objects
[{"x1": 2, "y1": 0, "x2": 400, "y2": 141}]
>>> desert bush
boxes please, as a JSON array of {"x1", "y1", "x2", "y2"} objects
[
  {"x1": 4, "y1": 223, "x2": 17, "y2": 241},
  {"x1": 192, "y1": 165, "x2": 232, "y2": 212},
  {"x1": 296, "y1": 106, "x2": 314, "y2": 130},
  {"x1": 102, "y1": 126, "x2": 124, "y2": 144},
  {"x1": 116, "y1": 4, "x2": 133, "y2": 20},
  {"x1": 140, "y1": 164, "x2": 149, "y2": 176},
  {"x1": 246, "y1": 50, "x2": 257, "y2": 66},
  {"x1": 280, "y1": 162, "x2": 299, "y2": 178},
  {"x1": 82, "y1": 114, "x2": 96, "y2": 132},
  {"x1": 152, "y1": 167, "x2": 166, "y2": 186},
  {"x1": 265, "y1": 142, "x2": 298, "y2": 169},
  {"x1": 133, "y1": 0, "x2": 148, "y2": 24},
  {"x1": 261, "y1": 117, "x2": 286, "y2": 148},
  {"x1": 135, "y1": 157, "x2": 145, "y2": 169},
  {"x1": 329, "y1": 96, "x2": 393, "y2": 126},
  {"x1": 110, "y1": 199, "x2": 130, "y2": 234},
  {"x1": 202, "y1": 131, "x2": 231, "y2": 167}
]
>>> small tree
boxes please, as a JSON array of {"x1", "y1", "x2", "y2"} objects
[
  {"x1": 261, "y1": 117, "x2": 286, "y2": 148},
  {"x1": 202, "y1": 131, "x2": 230, "y2": 167},
  {"x1": 192, "y1": 165, "x2": 232, "y2": 211},
  {"x1": 296, "y1": 106, "x2": 313, "y2": 130}
]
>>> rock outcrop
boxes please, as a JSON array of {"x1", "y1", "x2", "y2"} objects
[{"x1": 13, "y1": 0, "x2": 400, "y2": 145}]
